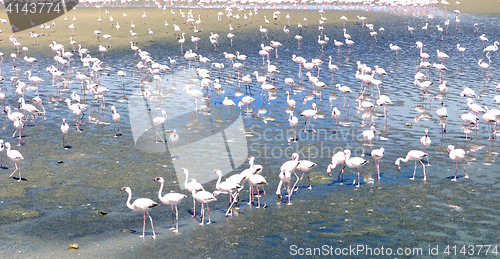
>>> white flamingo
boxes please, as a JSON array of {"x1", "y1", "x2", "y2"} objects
[{"x1": 121, "y1": 187, "x2": 159, "y2": 239}]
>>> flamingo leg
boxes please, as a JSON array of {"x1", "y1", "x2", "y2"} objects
[
  {"x1": 9, "y1": 162, "x2": 21, "y2": 181},
  {"x1": 262, "y1": 186, "x2": 267, "y2": 208},
  {"x1": 200, "y1": 203, "x2": 205, "y2": 225},
  {"x1": 452, "y1": 161, "x2": 458, "y2": 181},
  {"x1": 192, "y1": 198, "x2": 196, "y2": 217},
  {"x1": 463, "y1": 160, "x2": 468, "y2": 179},
  {"x1": 206, "y1": 204, "x2": 211, "y2": 224},
  {"x1": 307, "y1": 119, "x2": 316, "y2": 132},
  {"x1": 338, "y1": 164, "x2": 345, "y2": 185},
  {"x1": 146, "y1": 211, "x2": 156, "y2": 239},
  {"x1": 170, "y1": 205, "x2": 175, "y2": 230},
  {"x1": 410, "y1": 160, "x2": 417, "y2": 180},
  {"x1": 256, "y1": 187, "x2": 261, "y2": 208},
  {"x1": 248, "y1": 182, "x2": 253, "y2": 207},
  {"x1": 140, "y1": 211, "x2": 146, "y2": 238},
  {"x1": 287, "y1": 181, "x2": 292, "y2": 205},
  {"x1": 420, "y1": 160, "x2": 427, "y2": 181},
  {"x1": 291, "y1": 171, "x2": 301, "y2": 193}
]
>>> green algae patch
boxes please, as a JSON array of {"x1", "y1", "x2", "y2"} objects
[{"x1": 0, "y1": 207, "x2": 41, "y2": 224}]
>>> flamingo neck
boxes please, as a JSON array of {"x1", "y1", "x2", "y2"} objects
[
  {"x1": 184, "y1": 170, "x2": 189, "y2": 188},
  {"x1": 158, "y1": 181, "x2": 164, "y2": 200},
  {"x1": 216, "y1": 173, "x2": 222, "y2": 190},
  {"x1": 125, "y1": 190, "x2": 133, "y2": 210}
]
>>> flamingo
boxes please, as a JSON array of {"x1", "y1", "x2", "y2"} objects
[
  {"x1": 395, "y1": 150, "x2": 428, "y2": 181},
  {"x1": 420, "y1": 129, "x2": 431, "y2": 152},
  {"x1": 371, "y1": 147, "x2": 384, "y2": 179},
  {"x1": 456, "y1": 44, "x2": 466, "y2": 61},
  {"x1": 483, "y1": 41, "x2": 499, "y2": 64},
  {"x1": 479, "y1": 34, "x2": 488, "y2": 45},
  {"x1": 213, "y1": 169, "x2": 241, "y2": 215},
  {"x1": 300, "y1": 103, "x2": 318, "y2": 132},
  {"x1": 111, "y1": 106, "x2": 120, "y2": 137},
  {"x1": 183, "y1": 84, "x2": 204, "y2": 111},
  {"x1": 26, "y1": 71, "x2": 43, "y2": 95},
  {"x1": 288, "y1": 111, "x2": 298, "y2": 141},
  {"x1": 61, "y1": 118, "x2": 69, "y2": 148},
  {"x1": 18, "y1": 97, "x2": 41, "y2": 123},
  {"x1": 389, "y1": 44, "x2": 401, "y2": 59},
  {"x1": 276, "y1": 169, "x2": 292, "y2": 205},
  {"x1": 362, "y1": 126, "x2": 376, "y2": 153},
  {"x1": 192, "y1": 189, "x2": 217, "y2": 225},
  {"x1": 13, "y1": 117, "x2": 23, "y2": 141},
  {"x1": 178, "y1": 32, "x2": 185, "y2": 53},
  {"x1": 285, "y1": 91, "x2": 296, "y2": 109},
  {"x1": 331, "y1": 107, "x2": 341, "y2": 131},
  {"x1": 478, "y1": 59, "x2": 490, "y2": 77},
  {"x1": 152, "y1": 110, "x2": 167, "y2": 143},
  {"x1": 447, "y1": 145, "x2": 468, "y2": 181},
  {"x1": 436, "y1": 50, "x2": 449, "y2": 64},
  {"x1": 461, "y1": 112, "x2": 478, "y2": 139},
  {"x1": 328, "y1": 56, "x2": 338, "y2": 82},
  {"x1": 121, "y1": 187, "x2": 158, "y2": 239},
  {"x1": 483, "y1": 107, "x2": 499, "y2": 140},
  {"x1": 292, "y1": 155, "x2": 317, "y2": 191},
  {"x1": 181, "y1": 168, "x2": 204, "y2": 217},
  {"x1": 333, "y1": 84, "x2": 351, "y2": 108},
  {"x1": 247, "y1": 173, "x2": 268, "y2": 208},
  {"x1": 344, "y1": 149, "x2": 369, "y2": 187},
  {"x1": 154, "y1": 177, "x2": 187, "y2": 232},
  {"x1": 222, "y1": 97, "x2": 236, "y2": 118},
  {"x1": 326, "y1": 151, "x2": 346, "y2": 184},
  {"x1": 6, "y1": 142, "x2": 24, "y2": 182},
  {"x1": 4, "y1": 106, "x2": 26, "y2": 123}
]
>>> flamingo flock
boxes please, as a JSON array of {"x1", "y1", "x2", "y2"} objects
[{"x1": 0, "y1": 0, "x2": 498, "y2": 244}]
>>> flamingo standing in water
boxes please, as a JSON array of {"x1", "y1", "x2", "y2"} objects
[
  {"x1": 276, "y1": 169, "x2": 292, "y2": 205},
  {"x1": 331, "y1": 107, "x2": 341, "y2": 132},
  {"x1": 362, "y1": 126, "x2": 376, "y2": 153},
  {"x1": 121, "y1": 186, "x2": 159, "y2": 239},
  {"x1": 111, "y1": 106, "x2": 121, "y2": 137},
  {"x1": 61, "y1": 118, "x2": 69, "y2": 148},
  {"x1": 300, "y1": 103, "x2": 318, "y2": 132},
  {"x1": 183, "y1": 84, "x2": 204, "y2": 111},
  {"x1": 395, "y1": 150, "x2": 428, "y2": 181},
  {"x1": 292, "y1": 154, "x2": 317, "y2": 191},
  {"x1": 326, "y1": 151, "x2": 346, "y2": 184},
  {"x1": 371, "y1": 147, "x2": 384, "y2": 179},
  {"x1": 247, "y1": 173, "x2": 268, "y2": 208},
  {"x1": 389, "y1": 44, "x2": 401, "y2": 59},
  {"x1": 212, "y1": 169, "x2": 241, "y2": 215},
  {"x1": 447, "y1": 145, "x2": 468, "y2": 181},
  {"x1": 154, "y1": 177, "x2": 187, "y2": 232},
  {"x1": 152, "y1": 110, "x2": 167, "y2": 143},
  {"x1": 344, "y1": 149, "x2": 368, "y2": 187},
  {"x1": 420, "y1": 129, "x2": 431, "y2": 164},
  {"x1": 288, "y1": 111, "x2": 298, "y2": 141},
  {"x1": 5, "y1": 142, "x2": 24, "y2": 182},
  {"x1": 181, "y1": 168, "x2": 204, "y2": 217},
  {"x1": 483, "y1": 41, "x2": 499, "y2": 64},
  {"x1": 192, "y1": 188, "x2": 217, "y2": 225},
  {"x1": 336, "y1": 84, "x2": 352, "y2": 107}
]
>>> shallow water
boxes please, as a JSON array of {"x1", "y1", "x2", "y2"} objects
[{"x1": 1, "y1": 3, "x2": 500, "y2": 258}]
